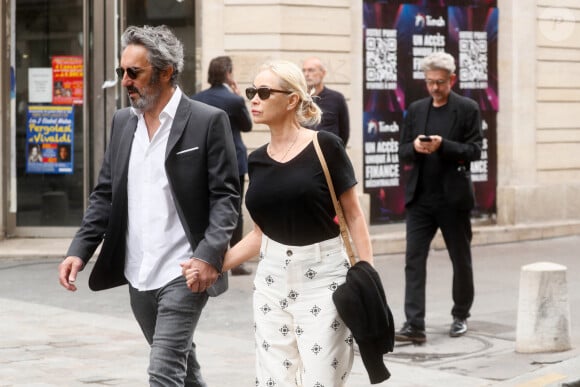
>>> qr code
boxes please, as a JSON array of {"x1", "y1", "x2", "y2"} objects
[
  {"x1": 458, "y1": 34, "x2": 488, "y2": 83},
  {"x1": 366, "y1": 30, "x2": 397, "y2": 88}
]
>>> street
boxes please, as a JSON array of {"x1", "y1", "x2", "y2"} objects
[{"x1": 1, "y1": 235, "x2": 580, "y2": 386}]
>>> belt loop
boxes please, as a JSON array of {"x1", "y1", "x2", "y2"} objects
[
  {"x1": 314, "y1": 242, "x2": 322, "y2": 263},
  {"x1": 262, "y1": 234, "x2": 269, "y2": 258}
]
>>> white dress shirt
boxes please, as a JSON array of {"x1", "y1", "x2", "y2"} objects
[{"x1": 125, "y1": 87, "x2": 193, "y2": 291}]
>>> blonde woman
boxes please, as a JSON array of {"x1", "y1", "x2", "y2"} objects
[{"x1": 184, "y1": 60, "x2": 373, "y2": 386}]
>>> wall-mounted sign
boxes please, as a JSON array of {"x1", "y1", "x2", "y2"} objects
[{"x1": 363, "y1": 1, "x2": 498, "y2": 223}]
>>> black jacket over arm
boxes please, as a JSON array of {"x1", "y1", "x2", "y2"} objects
[{"x1": 333, "y1": 261, "x2": 395, "y2": 384}]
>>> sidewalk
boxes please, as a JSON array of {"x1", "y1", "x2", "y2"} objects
[{"x1": 0, "y1": 234, "x2": 579, "y2": 386}]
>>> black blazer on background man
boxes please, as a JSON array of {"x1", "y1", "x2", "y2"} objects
[
  {"x1": 67, "y1": 95, "x2": 240, "y2": 296},
  {"x1": 192, "y1": 84, "x2": 252, "y2": 176},
  {"x1": 399, "y1": 91, "x2": 482, "y2": 209}
]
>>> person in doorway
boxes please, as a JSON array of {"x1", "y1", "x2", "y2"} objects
[
  {"x1": 396, "y1": 51, "x2": 483, "y2": 343},
  {"x1": 184, "y1": 60, "x2": 374, "y2": 386},
  {"x1": 192, "y1": 56, "x2": 253, "y2": 276},
  {"x1": 302, "y1": 56, "x2": 350, "y2": 145},
  {"x1": 58, "y1": 25, "x2": 240, "y2": 386}
]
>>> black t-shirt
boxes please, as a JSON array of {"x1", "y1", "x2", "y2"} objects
[
  {"x1": 310, "y1": 87, "x2": 350, "y2": 145},
  {"x1": 418, "y1": 103, "x2": 449, "y2": 199},
  {"x1": 246, "y1": 131, "x2": 357, "y2": 246}
]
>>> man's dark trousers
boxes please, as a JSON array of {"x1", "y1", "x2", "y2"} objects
[{"x1": 404, "y1": 196, "x2": 474, "y2": 330}]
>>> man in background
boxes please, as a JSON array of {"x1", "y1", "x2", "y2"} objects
[
  {"x1": 192, "y1": 56, "x2": 253, "y2": 276},
  {"x1": 396, "y1": 51, "x2": 482, "y2": 343},
  {"x1": 302, "y1": 56, "x2": 350, "y2": 145}
]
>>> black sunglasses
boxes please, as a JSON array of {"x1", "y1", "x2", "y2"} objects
[
  {"x1": 245, "y1": 86, "x2": 291, "y2": 100},
  {"x1": 115, "y1": 66, "x2": 151, "y2": 80}
]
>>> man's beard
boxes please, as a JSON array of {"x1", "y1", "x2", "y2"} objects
[{"x1": 127, "y1": 76, "x2": 161, "y2": 111}]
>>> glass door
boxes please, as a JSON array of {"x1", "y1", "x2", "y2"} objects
[
  {"x1": 13, "y1": 0, "x2": 85, "y2": 230},
  {"x1": 8, "y1": 0, "x2": 198, "y2": 236}
]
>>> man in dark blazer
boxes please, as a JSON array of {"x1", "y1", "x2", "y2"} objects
[
  {"x1": 192, "y1": 56, "x2": 253, "y2": 276},
  {"x1": 58, "y1": 25, "x2": 239, "y2": 386},
  {"x1": 396, "y1": 51, "x2": 482, "y2": 343}
]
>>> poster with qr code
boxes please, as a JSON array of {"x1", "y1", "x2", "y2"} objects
[
  {"x1": 363, "y1": 2, "x2": 407, "y2": 222},
  {"x1": 365, "y1": 28, "x2": 398, "y2": 90},
  {"x1": 363, "y1": 1, "x2": 498, "y2": 223},
  {"x1": 399, "y1": 4, "x2": 450, "y2": 108},
  {"x1": 458, "y1": 31, "x2": 488, "y2": 89},
  {"x1": 447, "y1": 6, "x2": 499, "y2": 111},
  {"x1": 363, "y1": 2, "x2": 405, "y2": 113}
]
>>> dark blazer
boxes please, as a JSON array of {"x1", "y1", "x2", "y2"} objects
[
  {"x1": 67, "y1": 95, "x2": 240, "y2": 296},
  {"x1": 399, "y1": 91, "x2": 483, "y2": 209},
  {"x1": 192, "y1": 84, "x2": 252, "y2": 176}
]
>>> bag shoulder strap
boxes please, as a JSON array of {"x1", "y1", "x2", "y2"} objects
[{"x1": 312, "y1": 132, "x2": 356, "y2": 266}]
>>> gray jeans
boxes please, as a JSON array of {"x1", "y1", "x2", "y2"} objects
[{"x1": 129, "y1": 276, "x2": 209, "y2": 387}]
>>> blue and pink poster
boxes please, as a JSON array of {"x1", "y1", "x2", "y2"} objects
[
  {"x1": 25, "y1": 105, "x2": 74, "y2": 174},
  {"x1": 363, "y1": 1, "x2": 498, "y2": 223}
]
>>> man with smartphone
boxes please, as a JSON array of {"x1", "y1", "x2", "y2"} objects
[{"x1": 396, "y1": 51, "x2": 483, "y2": 343}]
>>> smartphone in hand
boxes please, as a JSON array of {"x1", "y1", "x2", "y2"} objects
[{"x1": 419, "y1": 136, "x2": 432, "y2": 142}]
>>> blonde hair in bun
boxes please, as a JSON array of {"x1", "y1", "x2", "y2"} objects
[{"x1": 259, "y1": 60, "x2": 322, "y2": 126}]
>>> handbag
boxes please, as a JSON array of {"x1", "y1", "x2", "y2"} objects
[{"x1": 312, "y1": 132, "x2": 394, "y2": 384}]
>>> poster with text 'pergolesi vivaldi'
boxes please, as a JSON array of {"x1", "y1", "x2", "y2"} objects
[{"x1": 26, "y1": 105, "x2": 74, "y2": 174}]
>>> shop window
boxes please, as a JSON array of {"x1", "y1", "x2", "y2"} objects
[{"x1": 14, "y1": 0, "x2": 84, "y2": 226}]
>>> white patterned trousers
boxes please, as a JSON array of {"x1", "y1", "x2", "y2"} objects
[{"x1": 253, "y1": 234, "x2": 354, "y2": 387}]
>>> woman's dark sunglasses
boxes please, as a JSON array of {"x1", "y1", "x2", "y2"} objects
[
  {"x1": 115, "y1": 66, "x2": 151, "y2": 80},
  {"x1": 245, "y1": 87, "x2": 291, "y2": 100}
]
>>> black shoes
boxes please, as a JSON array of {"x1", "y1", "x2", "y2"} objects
[
  {"x1": 449, "y1": 318, "x2": 467, "y2": 337},
  {"x1": 395, "y1": 322, "x2": 427, "y2": 343},
  {"x1": 395, "y1": 318, "x2": 467, "y2": 342},
  {"x1": 231, "y1": 263, "x2": 252, "y2": 276}
]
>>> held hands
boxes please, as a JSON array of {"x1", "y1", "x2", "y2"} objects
[
  {"x1": 58, "y1": 256, "x2": 84, "y2": 292},
  {"x1": 180, "y1": 258, "x2": 219, "y2": 293},
  {"x1": 414, "y1": 135, "x2": 442, "y2": 155}
]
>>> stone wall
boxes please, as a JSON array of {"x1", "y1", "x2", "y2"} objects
[{"x1": 497, "y1": 1, "x2": 580, "y2": 225}]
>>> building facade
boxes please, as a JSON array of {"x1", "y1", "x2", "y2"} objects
[{"x1": 0, "y1": 0, "x2": 579, "y2": 240}]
